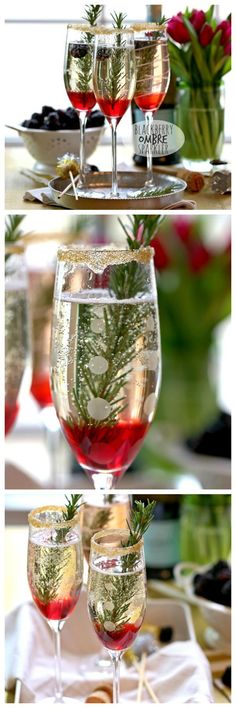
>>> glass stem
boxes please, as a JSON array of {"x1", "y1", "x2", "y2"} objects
[
  {"x1": 145, "y1": 110, "x2": 154, "y2": 187},
  {"x1": 109, "y1": 650, "x2": 121, "y2": 704},
  {"x1": 53, "y1": 625, "x2": 63, "y2": 703},
  {"x1": 78, "y1": 110, "x2": 87, "y2": 187},
  {"x1": 111, "y1": 118, "x2": 118, "y2": 197}
]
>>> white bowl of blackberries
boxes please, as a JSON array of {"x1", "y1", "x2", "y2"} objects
[
  {"x1": 174, "y1": 560, "x2": 231, "y2": 648},
  {"x1": 8, "y1": 105, "x2": 105, "y2": 171}
]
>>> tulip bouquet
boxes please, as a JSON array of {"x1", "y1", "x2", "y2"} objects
[{"x1": 167, "y1": 7, "x2": 231, "y2": 167}]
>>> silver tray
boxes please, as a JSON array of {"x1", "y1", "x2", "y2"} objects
[{"x1": 49, "y1": 171, "x2": 187, "y2": 210}]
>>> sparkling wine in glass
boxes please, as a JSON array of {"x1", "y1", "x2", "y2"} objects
[
  {"x1": 88, "y1": 529, "x2": 146, "y2": 703},
  {"x1": 93, "y1": 29, "x2": 136, "y2": 197},
  {"x1": 64, "y1": 24, "x2": 97, "y2": 187},
  {"x1": 133, "y1": 24, "x2": 170, "y2": 188},
  {"x1": 50, "y1": 246, "x2": 161, "y2": 491},
  {"x1": 5, "y1": 245, "x2": 30, "y2": 435},
  {"x1": 27, "y1": 505, "x2": 83, "y2": 702}
]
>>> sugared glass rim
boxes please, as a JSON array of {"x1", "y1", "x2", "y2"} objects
[
  {"x1": 67, "y1": 24, "x2": 134, "y2": 35},
  {"x1": 57, "y1": 245, "x2": 154, "y2": 267},
  {"x1": 28, "y1": 505, "x2": 81, "y2": 529},
  {"x1": 131, "y1": 22, "x2": 167, "y2": 31},
  {"x1": 90, "y1": 528, "x2": 144, "y2": 556}
]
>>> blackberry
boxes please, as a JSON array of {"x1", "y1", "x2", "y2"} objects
[
  {"x1": 42, "y1": 105, "x2": 55, "y2": 117},
  {"x1": 70, "y1": 42, "x2": 89, "y2": 59},
  {"x1": 222, "y1": 666, "x2": 231, "y2": 689},
  {"x1": 31, "y1": 112, "x2": 43, "y2": 125},
  {"x1": 65, "y1": 107, "x2": 80, "y2": 128},
  {"x1": 221, "y1": 580, "x2": 231, "y2": 607},
  {"x1": 87, "y1": 110, "x2": 105, "y2": 128},
  {"x1": 27, "y1": 119, "x2": 40, "y2": 129},
  {"x1": 159, "y1": 626, "x2": 173, "y2": 643},
  {"x1": 43, "y1": 111, "x2": 61, "y2": 131},
  {"x1": 21, "y1": 119, "x2": 31, "y2": 128},
  {"x1": 97, "y1": 47, "x2": 112, "y2": 60},
  {"x1": 134, "y1": 39, "x2": 151, "y2": 50},
  {"x1": 56, "y1": 109, "x2": 70, "y2": 129}
]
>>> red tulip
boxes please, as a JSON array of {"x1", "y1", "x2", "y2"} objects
[
  {"x1": 190, "y1": 9, "x2": 206, "y2": 32},
  {"x1": 173, "y1": 217, "x2": 193, "y2": 244},
  {"x1": 188, "y1": 243, "x2": 211, "y2": 273},
  {"x1": 168, "y1": 15, "x2": 190, "y2": 43},
  {"x1": 215, "y1": 20, "x2": 231, "y2": 45},
  {"x1": 224, "y1": 41, "x2": 231, "y2": 56},
  {"x1": 199, "y1": 23, "x2": 214, "y2": 47},
  {"x1": 152, "y1": 238, "x2": 171, "y2": 271}
]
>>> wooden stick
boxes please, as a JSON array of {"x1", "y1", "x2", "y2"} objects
[
  {"x1": 132, "y1": 656, "x2": 159, "y2": 703},
  {"x1": 137, "y1": 652, "x2": 146, "y2": 703},
  {"x1": 69, "y1": 170, "x2": 78, "y2": 200},
  {"x1": 57, "y1": 172, "x2": 80, "y2": 199}
]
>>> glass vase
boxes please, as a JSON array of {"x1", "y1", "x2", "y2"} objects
[
  {"x1": 176, "y1": 83, "x2": 224, "y2": 172},
  {"x1": 157, "y1": 346, "x2": 217, "y2": 435},
  {"x1": 180, "y1": 495, "x2": 231, "y2": 565}
]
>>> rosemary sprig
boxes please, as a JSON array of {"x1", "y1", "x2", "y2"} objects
[
  {"x1": 110, "y1": 11, "x2": 127, "y2": 30},
  {"x1": 102, "y1": 10, "x2": 128, "y2": 100},
  {"x1": 62, "y1": 494, "x2": 83, "y2": 520},
  {"x1": 118, "y1": 215, "x2": 164, "y2": 250},
  {"x1": 82, "y1": 4, "x2": 103, "y2": 26},
  {"x1": 32, "y1": 546, "x2": 71, "y2": 604},
  {"x1": 124, "y1": 499, "x2": 156, "y2": 548},
  {"x1": 5, "y1": 216, "x2": 26, "y2": 263}
]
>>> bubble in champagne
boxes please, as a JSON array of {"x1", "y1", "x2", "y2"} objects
[
  {"x1": 144, "y1": 392, "x2": 156, "y2": 417},
  {"x1": 88, "y1": 355, "x2": 109, "y2": 375},
  {"x1": 103, "y1": 600, "x2": 114, "y2": 611},
  {"x1": 87, "y1": 397, "x2": 111, "y2": 421}
]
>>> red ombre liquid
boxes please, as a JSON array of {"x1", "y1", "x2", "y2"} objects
[
  {"x1": 5, "y1": 401, "x2": 19, "y2": 435},
  {"x1": 134, "y1": 91, "x2": 166, "y2": 112},
  {"x1": 32, "y1": 593, "x2": 79, "y2": 620},
  {"x1": 67, "y1": 90, "x2": 96, "y2": 111},
  {"x1": 60, "y1": 418, "x2": 149, "y2": 476},
  {"x1": 31, "y1": 372, "x2": 52, "y2": 408},
  {"x1": 97, "y1": 97, "x2": 130, "y2": 123},
  {"x1": 94, "y1": 621, "x2": 141, "y2": 650}
]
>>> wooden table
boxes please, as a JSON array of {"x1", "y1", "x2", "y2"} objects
[
  {"x1": 5, "y1": 524, "x2": 231, "y2": 703},
  {"x1": 5, "y1": 143, "x2": 231, "y2": 211}
]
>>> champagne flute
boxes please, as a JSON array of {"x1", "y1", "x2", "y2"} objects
[
  {"x1": 81, "y1": 493, "x2": 130, "y2": 563},
  {"x1": 5, "y1": 245, "x2": 30, "y2": 435},
  {"x1": 64, "y1": 24, "x2": 97, "y2": 187},
  {"x1": 133, "y1": 24, "x2": 170, "y2": 188},
  {"x1": 50, "y1": 245, "x2": 161, "y2": 491},
  {"x1": 27, "y1": 505, "x2": 83, "y2": 702},
  {"x1": 93, "y1": 29, "x2": 136, "y2": 197},
  {"x1": 88, "y1": 528, "x2": 146, "y2": 703}
]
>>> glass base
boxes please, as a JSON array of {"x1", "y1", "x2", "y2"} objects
[
  {"x1": 182, "y1": 157, "x2": 213, "y2": 174},
  {"x1": 37, "y1": 697, "x2": 78, "y2": 704}
]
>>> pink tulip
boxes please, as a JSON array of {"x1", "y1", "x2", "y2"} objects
[
  {"x1": 199, "y1": 23, "x2": 214, "y2": 47},
  {"x1": 168, "y1": 15, "x2": 190, "y2": 43},
  {"x1": 190, "y1": 9, "x2": 206, "y2": 32},
  {"x1": 224, "y1": 41, "x2": 231, "y2": 56},
  {"x1": 215, "y1": 20, "x2": 231, "y2": 45}
]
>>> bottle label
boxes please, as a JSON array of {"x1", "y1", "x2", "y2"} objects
[
  {"x1": 144, "y1": 520, "x2": 180, "y2": 568},
  {"x1": 133, "y1": 120, "x2": 185, "y2": 157}
]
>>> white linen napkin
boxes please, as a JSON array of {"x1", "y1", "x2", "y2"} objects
[{"x1": 5, "y1": 591, "x2": 214, "y2": 703}]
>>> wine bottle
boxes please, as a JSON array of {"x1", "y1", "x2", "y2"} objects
[
  {"x1": 132, "y1": 73, "x2": 180, "y2": 167},
  {"x1": 133, "y1": 495, "x2": 181, "y2": 580}
]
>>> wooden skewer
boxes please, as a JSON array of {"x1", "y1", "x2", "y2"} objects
[
  {"x1": 69, "y1": 170, "x2": 78, "y2": 200},
  {"x1": 137, "y1": 652, "x2": 146, "y2": 703},
  {"x1": 57, "y1": 172, "x2": 80, "y2": 199},
  {"x1": 132, "y1": 656, "x2": 159, "y2": 703}
]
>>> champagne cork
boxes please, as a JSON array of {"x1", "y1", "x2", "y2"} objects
[{"x1": 85, "y1": 684, "x2": 113, "y2": 703}]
